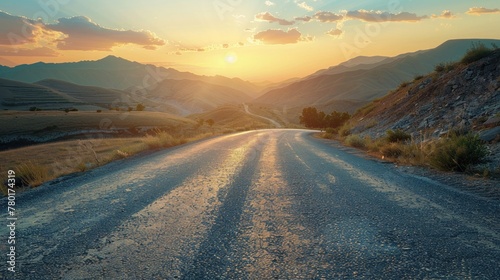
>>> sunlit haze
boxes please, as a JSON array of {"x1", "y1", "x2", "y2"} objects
[{"x1": 0, "y1": 0, "x2": 499, "y2": 81}]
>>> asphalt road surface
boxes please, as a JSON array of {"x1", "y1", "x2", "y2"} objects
[{"x1": 3, "y1": 129, "x2": 500, "y2": 279}]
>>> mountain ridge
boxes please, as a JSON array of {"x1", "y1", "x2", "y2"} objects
[{"x1": 254, "y1": 39, "x2": 500, "y2": 113}]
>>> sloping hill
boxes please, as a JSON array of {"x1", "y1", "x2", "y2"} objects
[
  {"x1": 351, "y1": 49, "x2": 500, "y2": 140},
  {"x1": 0, "y1": 78, "x2": 91, "y2": 110},
  {"x1": 35, "y1": 79, "x2": 139, "y2": 108},
  {"x1": 255, "y1": 39, "x2": 500, "y2": 113},
  {"x1": 0, "y1": 55, "x2": 262, "y2": 97},
  {"x1": 141, "y1": 79, "x2": 252, "y2": 115}
]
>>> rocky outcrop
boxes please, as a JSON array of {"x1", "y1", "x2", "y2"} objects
[{"x1": 352, "y1": 50, "x2": 500, "y2": 142}]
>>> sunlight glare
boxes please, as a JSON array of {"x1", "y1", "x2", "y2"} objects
[{"x1": 225, "y1": 52, "x2": 238, "y2": 64}]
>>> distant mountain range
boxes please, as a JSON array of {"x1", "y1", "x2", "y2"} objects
[
  {"x1": 1, "y1": 39, "x2": 499, "y2": 116},
  {"x1": 255, "y1": 39, "x2": 500, "y2": 113},
  {"x1": 0, "y1": 55, "x2": 262, "y2": 98}
]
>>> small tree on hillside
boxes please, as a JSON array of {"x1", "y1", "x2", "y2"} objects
[{"x1": 136, "y1": 103, "x2": 145, "y2": 111}]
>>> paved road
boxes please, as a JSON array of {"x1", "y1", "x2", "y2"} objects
[
  {"x1": 243, "y1": 104, "x2": 282, "y2": 128},
  {"x1": 2, "y1": 129, "x2": 500, "y2": 279}
]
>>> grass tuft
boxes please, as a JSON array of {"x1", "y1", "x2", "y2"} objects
[{"x1": 17, "y1": 161, "x2": 52, "y2": 187}]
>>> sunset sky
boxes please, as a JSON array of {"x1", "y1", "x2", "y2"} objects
[{"x1": 0, "y1": 0, "x2": 499, "y2": 82}]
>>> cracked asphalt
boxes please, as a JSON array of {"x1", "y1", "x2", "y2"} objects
[{"x1": 2, "y1": 129, "x2": 499, "y2": 279}]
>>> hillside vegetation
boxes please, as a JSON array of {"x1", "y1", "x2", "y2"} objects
[{"x1": 322, "y1": 43, "x2": 500, "y2": 175}]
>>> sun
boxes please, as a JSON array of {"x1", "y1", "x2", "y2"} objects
[{"x1": 225, "y1": 52, "x2": 238, "y2": 64}]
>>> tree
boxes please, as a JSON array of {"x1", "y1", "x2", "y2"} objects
[
  {"x1": 128, "y1": 106, "x2": 133, "y2": 112},
  {"x1": 326, "y1": 111, "x2": 351, "y2": 128},
  {"x1": 300, "y1": 107, "x2": 321, "y2": 128},
  {"x1": 206, "y1": 119, "x2": 215, "y2": 127},
  {"x1": 136, "y1": 103, "x2": 145, "y2": 111},
  {"x1": 300, "y1": 107, "x2": 351, "y2": 129}
]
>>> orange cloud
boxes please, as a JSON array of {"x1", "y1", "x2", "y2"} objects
[
  {"x1": 47, "y1": 16, "x2": 165, "y2": 51},
  {"x1": 431, "y1": 10, "x2": 455, "y2": 19},
  {"x1": 327, "y1": 28, "x2": 343, "y2": 37},
  {"x1": 313, "y1": 11, "x2": 343, "y2": 22},
  {"x1": 0, "y1": 11, "x2": 61, "y2": 46},
  {"x1": 346, "y1": 10, "x2": 427, "y2": 22},
  {"x1": 466, "y1": 7, "x2": 500, "y2": 15},
  {"x1": 295, "y1": 16, "x2": 312, "y2": 22},
  {"x1": 255, "y1": 12, "x2": 295, "y2": 25},
  {"x1": 254, "y1": 28, "x2": 304, "y2": 44}
]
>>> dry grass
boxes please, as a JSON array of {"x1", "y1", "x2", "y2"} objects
[
  {"x1": 0, "y1": 110, "x2": 194, "y2": 136},
  {"x1": 321, "y1": 129, "x2": 488, "y2": 174},
  {"x1": 0, "y1": 130, "x2": 209, "y2": 195}
]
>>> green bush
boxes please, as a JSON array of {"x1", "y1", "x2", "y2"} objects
[
  {"x1": 386, "y1": 129, "x2": 411, "y2": 143},
  {"x1": 430, "y1": 133, "x2": 487, "y2": 172},
  {"x1": 461, "y1": 42, "x2": 494, "y2": 64},
  {"x1": 345, "y1": 135, "x2": 366, "y2": 149}
]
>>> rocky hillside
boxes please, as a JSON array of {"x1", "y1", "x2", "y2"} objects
[
  {"x1": 254, "y1": 39, "x2": 500, "y2": 114},
  {"x1": 351, "y1": 49, "x2": 500, "y2": 143}
]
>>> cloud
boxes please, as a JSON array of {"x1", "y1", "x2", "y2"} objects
[
  {"x1": 297, "y1": 2, "x2": 314, "y2": 12},
  {"x1": 326, "y1": 28, "x2": 343, "y2": 37},
  {"x1": 346, "y1": 10, "x2": 427, "y2": 22},
  {"x1": 0, "y1": 11, "x2": 167, "y2": 52},
  {"x1": 265, "y1": 1, "x2": 275, "y2": 6},
  {"x1": 47, "y1": 16, "x2": 166, "y2": 51},
  {"x1": 0, "y1": 46, "x2": 59, "y2": 56},
  {"x1": 466, "y1": 7, "x2": 500, "y2": 15},
  {"x1": 313, "y1": 11, "x2": 343, "y2": 22},
  {"x1": 432, "y1": 10, "x2": 455, "y2": 19},
  {"x1": 295, "y1": 16, "x2": 312, "y2": 22},
  {"x1": 254, "y1": 28, "x2": 305, "y2": 44},
  {"x1": 255, "y1": 12, "x2": 295, "y2": 25},
  {"x1": 0, "y1": 11, "x2": 61, "y2": 45}
]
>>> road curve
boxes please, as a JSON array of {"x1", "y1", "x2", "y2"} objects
[
  {"x1": 2, "y1": 129, "x2": 500, "y2": 279},
  {"x1": 243, "y1": 103, "x2": 282, "y2": 128}
]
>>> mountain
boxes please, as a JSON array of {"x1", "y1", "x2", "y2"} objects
[
  {"x1": 350, "y1": 48, "x2": 500, "y2": 141},
  {"x1": 0, "y1": 55, "x2": 262, "y2": 97},
  {"x1": 138, "y1": 79, "x2": 252, "y2": 115},
  {"x1": 338, "y1": 56, "x2": 388, "y2": 67},
  {"x1": 254, "y1": 39, "x2": 500, "y2": 113}
]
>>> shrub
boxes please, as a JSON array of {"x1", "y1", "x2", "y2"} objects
[
  {"x1": 386, "y1": 129, "x2": 411, "y2": 143},
  {"x1": 345, "y1": 134, "x2": 366, "y2": 149},
  {"x1": 381, "y1": 143, "x2": 404, "y2": 158},
  {"x1": 325, "y1": 127, "x2": 337, "y2": 134},
  {"x1": 435, "y1": 62, "x2": 456, "y2": 73},
  {"x1": 96, "y1": 109, "x2": 102, "y2": 113},
  {"x1": 430, "y1": 133, "x2": 487, "y2": 172},
  {"x1": 136, "y1": 103, "x2": 145, "y2": 111},
  {"x1": 16, "y1": 162, "x2": 51, "y2": 187},
  {"x1": 414, "y1": 75, "x2": 424, "y2": 81},
  {"x1": 399, "y1": 81, "x2": 410, "y2": 88},
  {"x1": 461, "y1": 42, "x2": 494, "y2": 64},
  {"x1": 339, "y1": 124, "x2": 351, "y2": 137}
]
